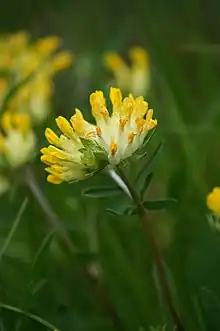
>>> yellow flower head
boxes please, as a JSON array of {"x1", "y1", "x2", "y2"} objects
[
  {"x1": 103, "y1": 46, "x2": 150, "y2": 96},
  {"x1": 41, "y1": 87, "x2": 157, "y2": 184},
  {"x1": 207, "y1": 187, "x2": 220, "y2": 216},
  {"x1": 0, "y1": 32, "x2": 74, "y2": 124},
  {"x1": 0, "y1": 112, "x2": 36, "y2": 168}
]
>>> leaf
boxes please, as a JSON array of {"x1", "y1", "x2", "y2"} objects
[
  {"x1": 152, "y1": 262, "x2": 180, "y2": 326},
  {"x1": 140, "y1": 172, "x2": 153, "y2": 199},
  {"x1": 31, "y1": 230, "x2": 55, "y2": 271},
  {"x1": 136, "y1": 142, "x2": 163, "y2": 184},
  {"x1": 0, "y1": 198, "x2": 29, "y2": 264},
  {"x1": 191, "y1": 295, "x2": 207, "y2": 331},
  {"x1": 106, "y1": 206, "x2": 135, "y2": 216},
  {"x1": 143, "y1": 127, "x2": 157, "y2": 147},
  {"x1": 82, "y1": 186, "x2": 122, "y2": 198},
  {"x1": 142, "y1": 198, "x2": 177, "y2": 210},
  {"x1": 0, "y1": 303, "x2": 57, "y2": 330}
]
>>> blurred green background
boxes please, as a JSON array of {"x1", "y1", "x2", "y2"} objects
[{"x1": 0, "y1": 0, "x2": 220, "y2": 330}]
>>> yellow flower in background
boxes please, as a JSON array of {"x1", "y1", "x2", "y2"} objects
[
  {"x1": 0, "y1": 112, "x2": 36, "y2": 168},
  {"x1": 103, "y1": 46, "x2": 150, "y2": 96},
  {"x1": 0, "y1": 31, "x2": 29, "y2": 69},
  {"x1": 207, "y1": 187, "x2": 220, "y2": 216},
  {"x1": 0, "y1": 32, "x2": 74, "y2": 123},
  {"x1": 41, "y1": 87, "x2": 157, "y2": 184}
]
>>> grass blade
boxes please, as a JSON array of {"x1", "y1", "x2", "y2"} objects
[
  {"x1": 0, "y1": 303, "x2": 58, "y2": 330},
  {"x1": 0, "y1": 197, "x2": 29, "y2": 264}
]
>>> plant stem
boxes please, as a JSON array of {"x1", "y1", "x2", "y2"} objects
[
  {"x1": 116, "y1": 167, "x2": 185, "y2": 331},
  {"x1": 25, "y1": 166, "x2": 77, "y2": 252},
  {"x1": 25, "y1": 166, "x2": 125, "y2": 331}
]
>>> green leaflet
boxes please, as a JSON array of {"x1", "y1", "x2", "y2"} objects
[
  {"x1": 142, "y1": 198, "x2": 177, "y2": 210},
  {"x1": 82, "y1": 186, "x2": 123, "y2": 198}
]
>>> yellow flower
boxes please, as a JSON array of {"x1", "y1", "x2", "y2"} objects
[
  {"x1": 0, "y1": 32, "x2": 73, "y2": 124},
  {"x1": 0, "y1": 112, "x2": 36, "y2": 168},
  {"x1": 10, "y1": 73, "x2": 52, "y2": 123},
  {"x1": 41, "y1": 87, "x2": 157, "y2": 184},
  {"x1": 103, "y1": 46, "x2": 150, "y2": 96},
  {"x1": 207, "y1": 187, "x2": 220, "y2": 216}
]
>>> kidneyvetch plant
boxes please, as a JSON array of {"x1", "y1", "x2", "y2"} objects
[{"x1": 41, "y1": 87, "x2": 185, "y2": 331}]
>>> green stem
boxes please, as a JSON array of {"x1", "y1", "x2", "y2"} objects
[{"x1": 116, "y1": 167, "x2": 185, "y2": 331}]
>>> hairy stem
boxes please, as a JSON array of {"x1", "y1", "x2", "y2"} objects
[
  {"x1": 115, "y1": 167, "x2": 185, "y2": 331},
  {"x1": 25, "y1": 166, "x2": 125, "y2": 331}
]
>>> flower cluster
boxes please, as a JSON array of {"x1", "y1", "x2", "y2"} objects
[
  {"x1": 0, "y1": 111, "x2": 36, "y2": 194},
  {"x1": 103, "y1": 47, "x2": 150, "y2": 96},
  {"x1": 0, "y1": 31, "x2": 73, "y2": 123},
  {"x1": 0, "y1": 111, "x2": 36, "y2": 168},
  {"x1": 0, "y1": 31, "x2": 73, "y2": 194},
  {"x1": 41, "y1": 87, "x2": 157, "y2": 184}
]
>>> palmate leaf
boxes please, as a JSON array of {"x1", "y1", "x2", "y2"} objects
[{"x1": 82, "y1": 186, "x2": 123, "y2": 198}]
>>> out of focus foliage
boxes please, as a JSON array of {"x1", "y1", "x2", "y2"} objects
[{"x1": 0, "y1": 0, "x2": 220, "y2": 330}]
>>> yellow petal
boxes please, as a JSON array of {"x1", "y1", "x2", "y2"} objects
[
  {"x1": 47, "y1": 174, "x2": 63, "y2": 184},
  {"x1": 135, "y1": 97, "x2": 148, "y2": 118},
  {"x1": 35, "y1": 36, "x2": 61, "y2": 54},
  {"x1": 40, "y1": 147, "x2": 49, "y2": 155},
  {"x1": 90, "y1": 91, "x2": 109, "y2": 120},
  {"x1": 148, "y1": 119, "x2": 157, "y2": 130},
  {"x1": 48, "y1": 145, "x2": 71, "y2": 161},
  {"x1": 40, "y1": 154, "x2": 60, "y2": 165},
  {"x1": 110, "y1": 87, "x2": 122, "y2": 112},
  {"x1": 120, "y1": 96, "x2": 134, "y2": 118},
  {"x1": 51, "y1": 52, "x2": 73, "y2": 71},
  {"x1": 8, "y1": 31, "x2": 29, "y2": 52},
  {"x1": 103, "y1": 52, "x2": 127, "y2": 71},
  {"x1": 70, "y1": 108, "x2": 85, "y2": 134},
  {"x1": 56, "y1": 116, "x2": 75, "y2": 139},
  {"x1": 145, "y1": 108, "x2": 153, "y2": 122},
  {"x1": 129, "y1": 46, "x2": 149, "y2": 68},
  {"x1": 207, "y1": 187, "x2": 220, "y2": 216},
  {"x1": 45, "y1": 128, "x2": 60, "y2": 146}
]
